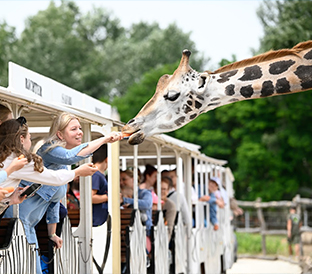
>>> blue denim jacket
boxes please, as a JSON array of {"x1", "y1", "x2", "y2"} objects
[
  {"x1": 123, "y1": 188, "x2": 153, "y2": 235},
  {"x1": 20, "y1": 142, "x2": 91, "y2": 201},
  {"x1": 208, "y1": 192, "x2": 218, "y2": 225}
]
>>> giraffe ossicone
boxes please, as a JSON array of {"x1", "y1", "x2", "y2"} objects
[{"x1": 122, "y1": 41, "x2": 312, "y2": 145}]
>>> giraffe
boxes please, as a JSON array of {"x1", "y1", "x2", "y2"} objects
[{"x1": 122, "y1": 41, "x2": 312, "y2": 145}]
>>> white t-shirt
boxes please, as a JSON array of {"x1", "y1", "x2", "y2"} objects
[{"x1": 0, "y1": 153, "x2": 75, "y2": 190}]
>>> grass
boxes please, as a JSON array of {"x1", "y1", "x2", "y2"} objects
[{"x1": 236, "y1": 232, "x2": 289, "y2": 256}]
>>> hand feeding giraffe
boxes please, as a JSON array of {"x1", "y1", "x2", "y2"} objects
[{"x1": 122, "y1": 41, "x2": 312, "y2": 145}]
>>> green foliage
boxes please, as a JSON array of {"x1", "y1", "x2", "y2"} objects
[
  {"x1": 112, "y1": 62, "x2": 179, "y2": 123},
  {"x1": 236, "y1": 232, "x2": 288, "y2": 255},
  {"x1": 0, "y1": 21, "x2": 17, "y2": 86},
  {"x1": 171, "y1": 0, "x2": 312, "y2": 201},
  {"x1": 236, "y1": 232, "x2": 262, "y2": 254},
  {"x1": 9, "y1": 1, "x2": 125, "y2": 99},
  {"x1": 0, "y1": 1, "x2": 205, "y2": 101},
  {"x1": 100, "y1": 21, "x2": 206, "y2": 100},
  {"x1": 257, "y1": 0, "x2": 312, "y2": 51}
]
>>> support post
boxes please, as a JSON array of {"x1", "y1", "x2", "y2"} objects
[
  {"x1": 256, "y1": 197, "x2": 266, "y2": 255},
  {"x1": 109, "y1": 126, "x2": 121, "y2": 274},
  {"x1": 183, "y1": 154, "x2": 192, "y2": 274},
  {"x1": 74, "y1": 122, "x2": 93, "y2": 273}
]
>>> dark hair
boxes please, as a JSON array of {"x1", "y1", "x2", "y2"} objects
[
  {"x1": 143, "y1": 164, "x2": 157, "y2": 181},
  {"x1": 0, "y1": 104, "x2": 12, "y2": 123},
  {"x1": 0, "y1": 119, "x2": 43, "y2": 172},
  {"x1": 92, "y1": 144, "x2": 107, "y2": 164}
]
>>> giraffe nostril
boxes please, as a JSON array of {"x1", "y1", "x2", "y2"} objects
[{"x1": 127, "y1": 119, "x2": 135, "y2": 125}]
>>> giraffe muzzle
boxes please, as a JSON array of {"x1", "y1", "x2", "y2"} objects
[{"x1": 122, "y1": 123, "x2": 145, "y2": 145}]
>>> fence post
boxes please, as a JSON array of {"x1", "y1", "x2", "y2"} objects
[
  {"x1": 293, "y1": 194, "x2": 303, "y2": 257},
  {"x1": 304, "y1": 210, "x2": 308, "y2": 227},
  {"x1": 256, "y1": 197, "x2": 266, "y2": 255},
  {"x1": 245, "y1": 211, "x2": 250, "y2": 229},
  {"x1": 294, "y1": 194, "x2": 301, "y2": 215}
]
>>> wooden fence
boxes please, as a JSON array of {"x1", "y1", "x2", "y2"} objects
[{"x1": 235, "y1": 195, "x2": 312, "y2": 255}]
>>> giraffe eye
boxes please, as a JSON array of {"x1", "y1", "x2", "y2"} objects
[{"x1": 164, "y1": 90, "x2": 180, "y2": 101}]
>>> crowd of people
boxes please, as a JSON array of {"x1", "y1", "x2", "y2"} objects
[
  {"x1": 0, "y1": 104, "x2": 122, "y2": 274},
  {"x1": 0, "y1": 103, "x2": 241, "y2": 273}
]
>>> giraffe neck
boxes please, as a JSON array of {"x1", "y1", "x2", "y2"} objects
[{"x1": 204, "y1": 46, "x2": 312, "y2": 112}]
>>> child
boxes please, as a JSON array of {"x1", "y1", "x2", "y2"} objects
[
  {"x1": 91, "y1": 144, "x2": 109, "y2": 226},
  {"x1": 0, "y1": 118, "x2": 97, "y2": 190},
  {"x1": 199, "y1": 177, "x2": 220, "y2": 231}
]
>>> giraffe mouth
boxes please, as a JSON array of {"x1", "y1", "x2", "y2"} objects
[{"x1": 121, "y1": 129, "x2": 145, "y2": 145}]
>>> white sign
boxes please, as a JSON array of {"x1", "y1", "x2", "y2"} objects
[{"x1": 8, "y1": 62, "x2": 111, "y2": 118}]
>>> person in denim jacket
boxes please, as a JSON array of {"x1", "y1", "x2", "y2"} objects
[
  {"x1": 7, "y1": 112, "x2": 122, "y2": 274},
  {"x1": 120, "y1": 169, "x2": 153, "y2": 253}
]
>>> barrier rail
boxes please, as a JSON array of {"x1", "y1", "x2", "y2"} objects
[
  {"x1": 0, "y1": 218, "x2": 36, "y2": 274},
  {"x1": 235, "y1": 195, "x2": 312, "y2": 256}
]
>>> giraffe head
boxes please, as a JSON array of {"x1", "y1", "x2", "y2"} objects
[
  {"x1": 123, "y1": 41, "x2": 312, "y2": 145},
  {"x1": 122, "y1": 50, "x2": 211, "y2": 145}
]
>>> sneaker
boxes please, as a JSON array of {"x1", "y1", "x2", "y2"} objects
[
  {"x1": 146, "y1": 256, "x2": 150, "y2": 268},
  {"x1": 214, "y1": 224, "x2": 219, "y2": 231}
]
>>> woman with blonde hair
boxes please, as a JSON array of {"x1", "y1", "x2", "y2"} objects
[
  {"x1": 14, "y1": 112, "x2": 122, "y2": 274},
  {"x1": 0, "y1": 118, "x2": 96, "y2": 214}
]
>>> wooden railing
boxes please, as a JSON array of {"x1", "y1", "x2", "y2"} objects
[{"x1": 235, "y1": 195, "x2": 312, "y2": 255}]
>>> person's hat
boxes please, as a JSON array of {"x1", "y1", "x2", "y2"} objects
[{"x1": 210, "y1": 176, "x2": 221, "y2": 189}]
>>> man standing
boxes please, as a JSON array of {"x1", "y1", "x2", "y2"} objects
[{"x1": 287, "y1": 206, "x2": 302, "y2": 259}]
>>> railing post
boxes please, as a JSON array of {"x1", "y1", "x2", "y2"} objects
[
  {"x1": 256, "y1": 197, "x2": 266, "y2": 255},
  {"x1": 245, "y1": 211, "x2": 250, "y2": 229},
  {"x1": 304, "y1": 210, "x2": 308, "y2": 227},
  {"x1": 294, "y1": 194, "x2": 301, "y2": 215},
  {"x1": 109, "y1": 126, "x2": 121, "y2": 274}
]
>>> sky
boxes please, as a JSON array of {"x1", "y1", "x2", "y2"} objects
[{"x1": 0, "y1": 0, "x2": 264, "y2": 69}]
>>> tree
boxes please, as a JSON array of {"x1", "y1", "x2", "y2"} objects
[
  {"x1": 10, "y1": 1, "x2": 124, "y2": 99},
  {"x1": 0, "y1": 21, "x2": 17, "y2": 87},
  {"x1": 257, "y1": 0, "x2": 312, "y2": 51},
  {"x1": 99, "y1": 21, "x2": 206, "y2": 101},
  {"x1": 112, "y1": 62, "x2": 179, "y2": 123},
  {"x1": 3, "y1": 1, "x2": 206, "y2": 101},
  {"x1": 254, "y1": 0, "x2": 312, "y2": 199},
  {"x1": 165, "y1": 0, "x2": 312, "y2": 201}
]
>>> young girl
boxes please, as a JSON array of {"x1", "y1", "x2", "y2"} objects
[
  {"x1": 0, "y1": 156, "x2": 28, "y2": 205},
  {"x1": 17, "y1": 112, "x2": 122, "y2": 274},
  {"x1": 0, "y1": 118, "x2": 97, "y2": 187},
  {"x1": 0, "y1": 118, "x2": 97, "y2": 217}
]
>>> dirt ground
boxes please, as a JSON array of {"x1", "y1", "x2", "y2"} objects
[{"x1": 227, "y1": 258, "x2": 302, "y2": 274}]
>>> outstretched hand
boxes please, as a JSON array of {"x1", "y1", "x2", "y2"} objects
[
  {"x1": 104, "y1": 131, "x2": 123, "y2": 143},
  {"x1": 199, "y1": 195, "x2": 210, "y2": 202},
  {"x1": 75, "y1": 163, "x2": 98, "y2": 177}
]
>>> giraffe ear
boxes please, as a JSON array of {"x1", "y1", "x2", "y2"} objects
[{"x1": 197, "y1": 72, "x2": 210, "y2": 95}]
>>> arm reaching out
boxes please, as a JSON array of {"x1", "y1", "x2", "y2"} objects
[{"x1": 77, "y1": 132, "x2": 123, "y2": 157}]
